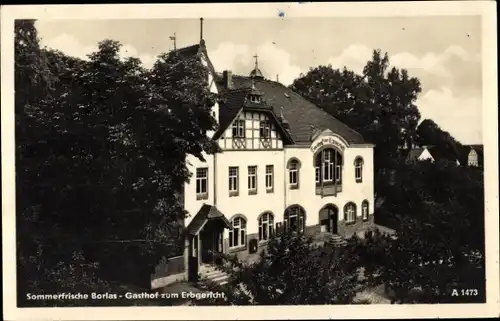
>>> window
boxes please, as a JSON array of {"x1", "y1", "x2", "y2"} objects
[
  {"x1": 287, "y1": 159, "x2": 300, "y2": 189},
  {"x1": 284, "y1": 206, "x2": 306, "y2": 233},
  {"x1": 229, "y1": 216, "x2": 247, "y2": 248},
  {"x1": 195, "y1": 168, "x2": 208, "y2": 200},
  {"x1": 229, "y1": 167, "x2": 239, "y2": 196},
  {"x1": 315, "y1": 148, "x2": 343, "y2": 185},
  {"x1": 232, "y1": 119, "x2": 245, "y2": 138},
  {"x1": 362, "y1": 200, "x2": 369, "y2": 221},
  {"x1": 250, "y1": 95, "x2": 261, "y2": 103},
  {"x1": 323, "y1": 149, "x2": 334, "y2": 182},
  {"x1": 258, "y1": 212, "x2": 274, "y2": 241},
  {"x1": 259, "y1": 121, "x2": 271, "y2": 139},
  {"x1": 344, "y1": 202, "x2": 357, "y2": 224},
  {"x1": 248, "y1": 166, "x2": 257, "y2": 195},
  {"x1": 354, "y1": 157, "x2": 364, "y2": 183},
  {"x1": 265, "y1": 165, "x2": 274, "y2": 192}
]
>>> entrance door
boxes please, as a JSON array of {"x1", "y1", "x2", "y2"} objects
[
  {"x1": 320, "y1": 205, "x2": 338, "y2": 234},
  {"x1": 328, "y1": 207, "x2": 338, "y2": 234},
  {"x1": 200, "y1": 220, "x2": 224, "y2": 265}
]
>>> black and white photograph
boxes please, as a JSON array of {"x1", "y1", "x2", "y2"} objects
[{"x1": 2, "y1": 2, "x2": 498, "y2": 320}]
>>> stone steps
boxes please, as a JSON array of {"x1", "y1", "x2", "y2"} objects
[
  {"x1": 327, "y1": 234, "x2": 348, "y2": 247},
  {"x1": 198, "y1": 265, "x2": 230, "y2": 287}
]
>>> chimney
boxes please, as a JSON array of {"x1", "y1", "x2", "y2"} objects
[
  {"x1": 276, "y1": 74, "x2": 279, "y2": 83},
  {"x1": 222, "y1": 70, "x2": 233, "y2": 89},
  {"x1": 200, "y1": 18, "x2": 204, "y2": 42}
]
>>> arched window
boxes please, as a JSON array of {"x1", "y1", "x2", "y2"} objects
[
  {"x1": 284, "y1": 205, "x2": 306, "y2": 233},
  {"x1": 258, "y1": 212, "x2": 275, "y2": 241},
  {"x1": 343, "y1": 202, "x2": 357, "y2": 224},
  {"x1": 361, "y1": 200, "x2": 369, "y2": 221},
  {"x1": 287, "y1": 158, "x2": 301, "y2": 189},
  {"x1": 315, "y1": 148, "x2": 343, "y2": 186},
  {"x1": 228, "y1": 215, "x2": 247, "y2": 248},
  {"x1": 354, "y1": 157, "x2": 364, "y2": 183}
]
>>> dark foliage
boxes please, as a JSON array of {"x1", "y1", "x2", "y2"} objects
[{"x1": 15, "y1": 20, "x2": 218, "y2": 306}]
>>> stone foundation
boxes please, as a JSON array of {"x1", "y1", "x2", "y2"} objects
[
  {"x1": 338, "y1": 214, "x2": 375, "y2": 238},
  {"x1": 223, "y1": 215, "x2": 375, "y2": 263}
]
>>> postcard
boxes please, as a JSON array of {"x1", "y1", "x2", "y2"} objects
[{"x1": 1, "y1": 1, "x2": 498, "y2": 320}]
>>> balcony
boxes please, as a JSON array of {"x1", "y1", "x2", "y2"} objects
[{"x1": 315, "y1": 183, "x2": 342, "y2": 197}]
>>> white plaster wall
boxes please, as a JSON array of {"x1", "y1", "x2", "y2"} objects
[
  {"x1": 284, "y1": 142, "x2": 374, "y2": 227},
  {"x1": 184, "y1": 152, "x2": 215, "y2": 226},
  {"x1": 215, "y1": 150, "x2": 286, "y2": 238},
  {"x1": 184, "y1": 134, "x2": 375, "y2": 237}
]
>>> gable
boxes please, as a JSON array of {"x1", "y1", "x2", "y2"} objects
[
  {"x1": 218, "y1": 110, "x2": 286, "y2": 150},
  {"x1": 419, "y1": 149, "x2": 434, "y2": 161}
]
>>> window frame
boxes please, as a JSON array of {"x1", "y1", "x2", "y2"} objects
[
  {"x1": 259, "y1": 121, "x2": 271, "y2": 139},
  {"x1": 265, "y1": 165, "x2": 274, "y2": 193},
  {"x1": 287, "y1": 159, "x2": 300, "y2": 190},
  {"x1": 228, "y1": 166, "x2": 239, "y2": 196},
  {"x1": 344, "y1": 202, "x2": 357, "y2": 224},
  {"x1": 248, "y1": 165, "x2": 258, "y2": 195},
  {"x1": 258, "y1": 212, "x2": 275, "y2": 242},
  {"x1": 354, "y1": 157, "x2": 364, "y2": 183},
  {"x1": 284, "y1": 206, "x2": 306, "y2": 234},
  {"x1": 362, "y1": 200, "x2": 369, "y2": 221},
  {"x1": 195, "y1": 167, "x2": 209, "y2": 200},
  {"x1": 229, "y1": 216, "x2": 247, "y2": 249},
  {"x1": 315, "y1": 148, "x2": 343, "y2": 186},
  {"x1": 232, "y1": 119, "x2": 246, "y2": 138}
]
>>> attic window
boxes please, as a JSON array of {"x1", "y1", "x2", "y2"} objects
[
  {"x1": 284, "y1": 93, "x2": 290, "y2": 98},
  {"x1": 250, "y1": 95, "x2": 261, "y2": 103}
]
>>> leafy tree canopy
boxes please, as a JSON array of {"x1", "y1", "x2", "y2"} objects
[
  {"x1": 16, "y1": 20, "x2": 219, "y2": 304},
  {"x1": 290, "y1": 49, "x2": 422, "y2": 169}
]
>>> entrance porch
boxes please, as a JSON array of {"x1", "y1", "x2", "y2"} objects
[{"x1": 184, "y1": 204, "x2": 231, "y2": 282}]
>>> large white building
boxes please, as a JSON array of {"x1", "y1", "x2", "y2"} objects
[{"x1": 178, "y1": 35, "x2": 375, "y2": 281}]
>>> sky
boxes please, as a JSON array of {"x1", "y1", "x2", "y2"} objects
[{"x1": 35, "y1": 16, "x2": 483, "y2": 144}]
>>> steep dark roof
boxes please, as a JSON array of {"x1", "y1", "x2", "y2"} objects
[
  {"x1": 214, "y1": 75, "x2": 366, "y2": 144},
  {"x1": 406, "y1": 148, "x2": 426, "y2": 162},
  {"x1": 469, "y1": 144, "x2": 484, "y2": 155},
  {"x1": 427, "y1": 146, "x2": 459, "y2": 163},
  {"x1": 176, "y1": 44, "x2": 201, "y2": 57},
  {"x1": 186, "y1": 204, "x2": 231, "y2": 236}
]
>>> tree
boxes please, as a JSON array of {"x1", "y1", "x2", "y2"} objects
[
  {"x1": 16, "y1": 20, "x2": 220, "y2": 306},
  {"x1": 377, "y1": 160, "x2": 485, "y2": 303},
  {"x1": 416, "y1": 118, "x2": 464, "y2": 161},
  {"x1": 290, "y1": 49, "x2": 422, "y2": 170},
  {"x1": 196, "y1": 233, "x2": 360, "y2": 305}
]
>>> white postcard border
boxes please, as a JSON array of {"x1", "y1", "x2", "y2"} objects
[{"x1": 2, "y1": 2, "x2": 498, "y2": 320}]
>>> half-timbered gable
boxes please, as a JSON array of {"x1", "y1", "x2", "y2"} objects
[{"x1": 218, "y1": 111, "x2": 285, "y2": 150}]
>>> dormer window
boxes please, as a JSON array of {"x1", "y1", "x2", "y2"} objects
[{"x1": 250, "y1": 95, "x2": 261, "y2": 103}]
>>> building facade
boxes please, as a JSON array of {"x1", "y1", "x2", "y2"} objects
[{"x1": 179, "y1": 39, "x2": 375, "y2": 280}]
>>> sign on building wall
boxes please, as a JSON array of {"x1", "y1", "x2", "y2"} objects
[{"x1": 311, "y1": 136, "x2": 347, "y2": 153}]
